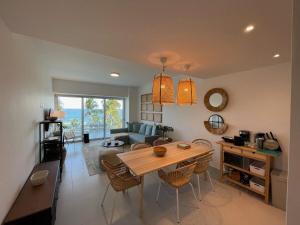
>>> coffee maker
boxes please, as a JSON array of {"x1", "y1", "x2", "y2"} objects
[{"x1": 239, "y1": 130, "x2": 250, "y2": 142}]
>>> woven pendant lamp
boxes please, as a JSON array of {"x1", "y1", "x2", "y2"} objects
[
  {"x1": 177, "y1": 64, "x2": 197, "y2": 105},
  {"x1": 152, "y1": 57, "x2": 174, "y2": 104}
]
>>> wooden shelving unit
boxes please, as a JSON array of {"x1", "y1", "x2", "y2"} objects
[
  {"x1": 223, "y1": 163, "x2": 266, "y2": 180},
  {"x1": 223, "y1": 175, "x2": 265, "y2": 196},
  {"x1": 217, "y1": 141, "x2": 278, "y2": 203}
]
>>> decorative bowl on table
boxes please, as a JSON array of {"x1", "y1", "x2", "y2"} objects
[
  {"x1": 30, "y1": 170, "x2": 49, "y2": 186},
  {"x1": 153, "y1": 146, "x2": 167, "y2": 157}
]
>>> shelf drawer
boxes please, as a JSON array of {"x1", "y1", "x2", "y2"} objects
[
  {"x1": 243, "y1": 150, "x2": 266, "y2": 161},
  {"x1": 223, "y1": 146, "x2": 242, "y2": 155}
]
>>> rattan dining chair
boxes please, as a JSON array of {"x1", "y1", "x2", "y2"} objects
[
  {"x1": 177, "y1": 139, "x2": 214, "y2": 200},
  {"x1": 193, "y1": 151, "x2": 214, "y2": 200},
  {"x1": 192, "y1": 138, "x2": 213, "y2": 149},
  {"x1": 153, "y1": 139, "x2": 169, "y2": 146},
  {"x1": 156, "y1": 162, "x2": 198, "y2": 223},
  {"x1": 101, "y1": 160, "x2": 141, "y2": 224},
  {"x1": 130, "y1": 143, "x2": 151, "y2": 151}
]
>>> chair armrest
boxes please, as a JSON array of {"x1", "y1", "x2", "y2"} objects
[
  {"x1": 145, "y1": 135, "x2": 161, "y2": 145},
  {"x1": 110, "y1": 128, "x2": 128, "y2": 134}
]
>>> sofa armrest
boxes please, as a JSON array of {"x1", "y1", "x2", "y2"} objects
[
  {"x1": 110, "y1": 128, "x2": 129, "y2": 134},
  {"x1": 145, "y1": 135, "x2": 161, "y2": 145}
]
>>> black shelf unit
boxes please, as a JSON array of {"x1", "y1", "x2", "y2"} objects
[{"x1": 39, "y1": 120, "x2": 64, "y2": 175}]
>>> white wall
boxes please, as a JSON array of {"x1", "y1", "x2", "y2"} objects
[
  {"x1": 287, "y1": 0, "x2": 300, "y2": 224},
  {"x1": 53, "y1": 78, "x2": 131, "y2": 97},
  {"x1": 0, "y1": 18, "x2": 53, "y2": 222},
  {"x1": 138, "y1": 63, "x2": 291, "y2": 170}
]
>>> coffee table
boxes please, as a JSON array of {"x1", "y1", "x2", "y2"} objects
[{"x1": 103, "y1": 140, "x2": 125, "y2": 148}]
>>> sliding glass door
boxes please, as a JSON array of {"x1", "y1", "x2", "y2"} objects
[
  {"x1": 56, "y1": 95, "x2": 125, "y2": 140},
  {"x1": 57, "y1": 96, "x2": 83, "y2": 140},
  {"x1": 105, "y1": 99, "x2": 124, "y2": 137},
  {"x1": 84, "y1": 98, "x2": 105, "y2": 139}
]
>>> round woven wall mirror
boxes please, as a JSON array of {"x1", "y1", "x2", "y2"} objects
[{"x1": 204, "y1": 88, "x2": 228, "y2": 112}]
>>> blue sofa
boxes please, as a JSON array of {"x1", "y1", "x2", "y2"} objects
[{"x1": 110, "y1": 123, "x2": 161, "y2": 145}]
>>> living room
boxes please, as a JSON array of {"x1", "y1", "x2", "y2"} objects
[{"x1": 0, "y1": 1, "x2": 300, "y2": 225}]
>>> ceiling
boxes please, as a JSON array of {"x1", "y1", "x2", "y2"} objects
[{"x1": 0, "y1": 0, "x2": 293, "y2": 79}]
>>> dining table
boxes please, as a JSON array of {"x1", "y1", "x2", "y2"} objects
[{"x1": 117, "y1": 141, "x2": 211, "y2": 217}]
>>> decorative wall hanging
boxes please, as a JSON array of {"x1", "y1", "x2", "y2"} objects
[
  {"x1": 204, "y1": 88, "x2": 228, "y2": 112},
  {"x1": 141, "y1": 93, "x2": 163, "y2": 123},
  {"x1": 204, "y1": 114, "x2": 228, "y2": 135}
]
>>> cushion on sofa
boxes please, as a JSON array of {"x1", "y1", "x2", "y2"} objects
[
  {"x1": 152, "y1": 125, "x2": 157, "y2": 136},
  {"x1": 145, "y1": 125, "x2": 153, "y2": 136},
  {"x1": 139, "y1": 124, "x2": 147, "y2": 134},
  {"x1": 127, "y1": 122, "x2": 134, "y2": 132},
  {"x1": 129, "y1": 133, "x2": 146, "y2": 143},
  {"x1": 132, "y1": 123, "x2": 141, "y2": 133}
]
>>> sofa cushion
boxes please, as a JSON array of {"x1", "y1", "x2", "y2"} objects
[
  {"x1": 129, "y1": 133, "x2": 146, "y2": 143},
  {"x1": 152, "y1": 125, "x2": 157, "y2": 136},
  {"x1": 139, "y1": 124, "x2": 147, "y2": 134},
  {"x1": 132, "y1": 123, "x2": 141, "y2": 133},
  {"x1": 145, "y1": 125, "x2": 153, "y2": 136},
  {"x1": 128, "y1": 122, "x2": 134, "y2": 132}
]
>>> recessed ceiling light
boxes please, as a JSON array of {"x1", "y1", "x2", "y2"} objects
[
  {"x1": 110, "y1": 72, "x2": 120, "y2": 77},
  {"x1": 273, "y1": 53, "x2": 280, "y2": 58},
  {"x1": 244, "y1": 24, "x2": 255, "y2": 33}
]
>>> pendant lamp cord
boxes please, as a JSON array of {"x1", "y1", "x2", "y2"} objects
[
  {"x1": 190, "y1": 78, "x2": 193, "y2": 105},
  {"x1": 159, "y1": 61, "x2": 166, "y2": 105}
]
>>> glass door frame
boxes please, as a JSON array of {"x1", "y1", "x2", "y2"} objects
[{"x1": 55, "y1": 94, "x2": 126, "y2": 141}]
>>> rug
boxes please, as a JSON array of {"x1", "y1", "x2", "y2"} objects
[{"x1": 82, "y1": 141, "x2": 129, "y2": 176}]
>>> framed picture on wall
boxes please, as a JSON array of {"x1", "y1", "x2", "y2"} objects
[
  {"x1": 146, "y1": 113, "x2": 154, "y2": 121},
  {"x1": 154, "y1": 113, "x2": 162, "y2": 123},
  {"x1": 140, "y1": 93, "x2": 163, "y2": 123}
]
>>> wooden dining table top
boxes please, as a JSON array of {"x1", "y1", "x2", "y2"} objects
[{"x1": 117, "y1": 141, "x2": 210, "y2": 176}]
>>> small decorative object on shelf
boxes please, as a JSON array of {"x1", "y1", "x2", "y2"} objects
[
  {"x1": 177, "y1": 143, "x2": 191, "y2": 150},
  {"x1": 30, "y1": 170, "x2": 49, "y2": 186}
]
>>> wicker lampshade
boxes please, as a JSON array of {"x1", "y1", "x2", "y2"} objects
[
  {"x1": 177, "y1": 78, "x2": 197, "y2": 105},
  {"x1": 50, "y1": 110, "x2": 65, "y2": 118},
  {"x1": 152, "y1": 73, "x2": 174, "y2": 104}
]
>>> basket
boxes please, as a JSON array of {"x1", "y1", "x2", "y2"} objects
[{"x1": 153, "y1": 146, "x2": 167, "y2": 157}]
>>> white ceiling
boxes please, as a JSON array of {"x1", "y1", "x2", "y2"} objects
[
  {"x1": 0, "y1": 0, "x2": 292, "y2": 80},
  {"x1": 13, "y1": 33, "x2": 157, "y2": 87}
]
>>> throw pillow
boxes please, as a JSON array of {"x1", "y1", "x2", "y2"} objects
[
  {"x1": 139, "y1": 124, "x2": 147, "y2": 135},
  {"x1": 127, "y1": 122, "x2": 134, "y2": 132},
  {"x1": 152, "y1": 125, "x2": 157, "y2": 136},
  {"x1": 132, "y1": 123, "x2": 141, "y2": 133},
  {"x1": 145, "y1": 125, "x2": 153, "y2": 136}
]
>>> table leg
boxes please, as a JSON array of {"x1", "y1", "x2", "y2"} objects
[{"x1": 139, "y1": 176, "x2": 144, "y2": 218}]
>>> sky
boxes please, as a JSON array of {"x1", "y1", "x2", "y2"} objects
[{"x1": 58, "y1": 97, "x2": 123, "y2": 109}]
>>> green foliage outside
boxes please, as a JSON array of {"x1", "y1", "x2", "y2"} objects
[
  {"x1": 85, "y1": 98, "x2": 103, "y2": 125},
  {"x1": 57, "y1": 97, "x2": 123, "y2": 134},
  {"x1": 105, "y1": 99, "x2": 122, "y2": 129}
]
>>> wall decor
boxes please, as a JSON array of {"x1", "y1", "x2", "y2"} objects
[
  {"x1": 141, "y1": 93, "x2": 163, "y2": 123},
  {"x1": 204, "y1": 114, "x2": 228, "y2": 135},
  {"x1": 204, "y1": 88, "x2": 228, "y2": 112}
]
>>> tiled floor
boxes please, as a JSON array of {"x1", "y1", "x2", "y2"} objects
[{"x1": 55, "y1": 142, "x2": 286, "y2": 225}]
